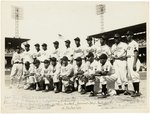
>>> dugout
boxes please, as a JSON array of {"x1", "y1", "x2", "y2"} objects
[
  {"x1": 5, "y1": 37, "x2": 30, "y2": 70},
  {"x1": 88, "y1": 23, "x2": 147, "y2": 69}
]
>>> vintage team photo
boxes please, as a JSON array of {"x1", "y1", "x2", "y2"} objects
[{"x1": 1, "y1": 1, "x2": 149, "y2": 113}]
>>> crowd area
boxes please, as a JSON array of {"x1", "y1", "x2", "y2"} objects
[{"x1": 9, "y1": 31, "x2": 143, "y2": 98}]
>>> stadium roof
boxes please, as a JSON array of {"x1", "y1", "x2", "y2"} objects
[
  {"x1": 5, "y1": 37, "x2": 30, "y2": 48},
  {"x1": 89, "y1": 23, "x2": 146, "y2": 39}
]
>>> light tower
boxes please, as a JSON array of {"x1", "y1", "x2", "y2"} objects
[
  {"x1": 96, "y1": 4, "x2": 106, "y2": 33},
  {"x1": 12, "y1": 6, "x2": 23, "y2": 38}
]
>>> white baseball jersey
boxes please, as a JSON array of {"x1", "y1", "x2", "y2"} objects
[
  {"x1": 96, "y1": 44, "x2": 111, "y2": 58},
  {"x1": 22, "y1": 50, "x2": 34, "y2": 63},
  {"x1": 111, "y1": 42, "x2": 127, "y2": 58},
  {"x1": 32, "y1": 65, "x2": 42, "y2": 77},
  {"x1": 51, "y1": 48, "x2": 61, "y2": 60},
  {"x1": 33, "y1": 50, "x2": 41, "y2": 60},
  {"x1": 73, "y1": 46, "x2": 84, "y2": 59},
  {"x1": 85, "y1": 60, "x2": 98, "y2": 75},
  {"x1": 49, "y1": 63, "x2": 61, "y2": 83},
  {"x1": 41, "y1": 66, "x2": 51, "y2": 77},
  {"x1": 63, "y1": 47, "x2": 73, "y2": 60},
  {"x1": 74, "y1": 63, "x2": 86, "y2": 75},
  {"x1": 60, "y1": 64, "x2": 73, "y2": 77},
  {"x1": 84, "y1": 44, "x2": 96, "y2": 57},
  {"x1": 96, "y1": 60, "x2": 114, "y2": 75},
  {"x1": 11, "y1": 52, "x2": 23, "y2": 63},
  {"x1": 23, "y1": 66, "x2": 34, "y2": 77},
  {"x1": 127, "y1": 40, "x2": 139, "y2": 57},
  {"x1": 39, "y1": 50, "x2": 51, "y2": 61}
]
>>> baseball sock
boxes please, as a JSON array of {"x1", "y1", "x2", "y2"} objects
[
  {"x1": 102, "y1": 84, "x2": 107, "y2": 94},
  {"x1": 132, "y1": 83, "x2": 136, "y2": 92}
]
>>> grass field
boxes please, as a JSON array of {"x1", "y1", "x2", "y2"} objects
[{"x1": 1, "y1": 71, "x2": 148, "y2": 113}]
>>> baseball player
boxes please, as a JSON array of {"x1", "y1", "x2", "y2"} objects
[
  {"x1": 33, "y1": 43, "x2": 41, "y2": 61},
  {"x1": 60, "y1": 56, "x2": 74, "y2": 93},
  {"x1": 40, "y1": 43, "x2": 51, "y2": 62},
  {"x1": 74, "y1": 57, "x2": 88, "y2": 94},
  {"x1": 63, "y1": 40, "x2": 74, "y2": 63},
  {"x1": 95, "y1": 54, "x2": 117, "y2": 98},
  {"x1": 111, "y1": 33, "x2": 129, "y2": 94},
  {"x1": 51, "y1": 41, "x2": 61, "y2": 61},
  {"x1": 84, "y1": 52, "x2": 98, "y2": 97},
  {"x1": 85, "y1": 37, "x2": 96, "y2": 58},
  {"x1": 22, "y1": 44, "x2": 34, "y2": 64},
  {"x1": 10, "y1": 46, "x2": 23, "y2": 88},
  {"x1": 41, "y1": 59, "x2": 53, "y2": 92},
  {"x1": 32, "y1": 59, "x2": 42, "y2": 91},
  {"x1": 73, "y1": 37, "x2": 85, "y2": 62},
  {"x1": 22, "y1": 61, "x2": 35, "y2": 90},
  {"x1": 95, "y1": 35, "x2": 111, "y2": 60},
  {"x1": 126, "y1": 31, "x2": 141, "y2": 97},
  {"x1": 49, "y1": 57, "x2": 61, "y2": 93}
]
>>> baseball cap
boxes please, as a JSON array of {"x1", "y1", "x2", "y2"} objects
[
  {"x1": 75, "y1": 57, "x2": 82, "y2": 61},
  {"x1": 42, "y1": 43, "x2": 47, "y2": 47},
  {"x1": 24, "y1": 43, "x2": 30, "y2": 47},
  {"x1": 53, "y1": 41, "x2": 59, "y2": 45},
  {"x1": 33, "y1": 59, "x2": 40, "y2": 64},
  {"x1": 99, "y1": 54, "x2": 108, "y2": 60},
  {"x1": 126, "y1": 31, "x2": 134, "y2": 36},
  {"x1": 50, "y1": 57, "x2": 57, "y2": 62},
  {"x1": 86, "y1": 52, "x2": 94, "y2": 58},
  {"x1": 44, "y1": 59, "x2": 50, "y2": 64},
  {"x1": 25, "y1": 61, "x2": 30, "y2": 66},
  {"x1": 86, "y1": 37, "x2": 92, "y2": 41},
  {"x1": 74, "y1": 37, "x2": 80, "y2": 41},
  {"x1": 65, "y1": 40, "x2": 71, "y2": 44},
  {"x1": 34, "y1": 43, "x2": 40, "y2": 47},
  {"x1": 114, "y1": 33, "x2": 121, "y2": 39},
  {"x1": 61, "y1": 56, "x2": 69, "y2": 61}
]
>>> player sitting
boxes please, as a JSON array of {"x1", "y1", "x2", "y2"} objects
[
  {"x1": 41, "y1": 59, "x2": 53, "y2": 92},
  {"x1": 33, "y1": 59, "x2": 42, "y2": 91},
  {"x1": 22, "y1": 61, "x2": 35, "y2": 90},
  {"x1": 49, "y1": 57, "x2": 61, "y2": 93},
  {"x1": 60, "y1": 56, "x2": 74, "y2": 93},
  {"x1": 74, "y1": 57, "x2": 88, "y2": 94},
  {"x1": 95, "y1": 54, "x2": 117, "y2": 98},
  {"x1": 85, "y1": 52, "x2": 97, "y2": 97}
]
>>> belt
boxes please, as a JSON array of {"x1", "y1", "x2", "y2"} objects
[{"x1": 14, "y1": 62, "x2": 23, "y2": 64}]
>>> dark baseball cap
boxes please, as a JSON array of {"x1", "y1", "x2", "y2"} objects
[
  {"x1": 50, "y1": 57, "x2": 57, "y2": 62},
  {"x1": 25, "y1": 61, "x2": 30, "y2": 66},
  {"x1": 34, "y1": 43, "x2": 40, "y2": 47},
  {"x1": 61, "y1": 56, "x2": 69, "y2": 61},
  {"x1": 24, "y1": 43, "x2": 30, "y2": 47},
  {"x1": 75, "y1": 57, "x2": 82, "y2": 61},
  {"x1": 126, "y1": 31, "x2": 134, "y2": 36},
  {"x1": 86, "y1": 52, "x2": 94, "y2": 58},
  {"x1": 53, "y1": 41, "x2": 59, "y2": 45},
  {"x1": 33, "y1": 59, "x2": 40, "y2": 64},
  {"x1": 99, "y1": 54, "x2": 108, "y2": 60},
  {"x1": 74, "y1": 37, "x2": 80, "y2": 41},
  {"x1": 42, "y1": 43, "x2": 47, "y2": 47},
  {"x1": 44, "y1": 59, "x2": 50, "y2": 64},
  {"x1": 65, "y1": 40, "x2": 71, "y2": 44},
  {"x1": 86, "y1": 37, "x2": 92, "y2": 41}
]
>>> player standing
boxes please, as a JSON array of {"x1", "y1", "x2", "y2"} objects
[
  {"x1": 51, "y1": 41, "x2": 61, "y2": 61},
  {"x1": 111, "y1": 33, "x2": 129, "y2": 94},
  {"x1": 10, "y1": 46, "x2": 23, "y2": 88},
  {"x1": 33, "y1": 43, "x2": 41, "y2": 61},
  {"x1": 126, "y1": 31, "x2": 141, "y2": 97}
]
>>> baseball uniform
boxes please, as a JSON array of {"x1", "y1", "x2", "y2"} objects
[
  {"x1": 111, "y1": 42, "x2": 128, "y2": 86},
  {"x1": 63, "y1": 47, "x2": 74, "y2": 61},
  {"x1": 22, "y1": 50, "x2": 34, "y2": 64},
  {"x1": 39, "y1": 50, "x2": 51, "y2": 62},
  {"x1": 84, "y1": 44, "x2": 96, "y2": 58},
  {"x1": 127, "y1": 40, "x2": 141, "y2": 82}
]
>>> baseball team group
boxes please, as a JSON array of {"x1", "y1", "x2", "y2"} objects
[{"x1": 9, "y1": 31, "x2": 142, "y2": 98}]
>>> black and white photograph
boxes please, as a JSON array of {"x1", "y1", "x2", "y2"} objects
[{"x1": 1, "y1": 0, "x2": 149, "y2": 113}]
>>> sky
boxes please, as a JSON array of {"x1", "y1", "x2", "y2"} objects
[{"x1": 1, "y1": 1, "x2": 149, "y2": 52}]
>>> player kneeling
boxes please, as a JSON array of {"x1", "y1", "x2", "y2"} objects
[
  {"x1": 41, "y1": 60, "x2": 53, "y2": 92},
  {"x1": 49, "y1": 57, "x2": 61, "y2": 93},
  {"x1": 60, "y1": 56, "x2": 74, "y2": 93},
  {"x1": 33, "y1": 59, "x2": 42, "y2": 91},
  {"x1": 74, "y1": 57, "x2": 88, "y2": 94},
  {"x1": 22, "y1": 61, "x2": 35, "y2": 90},
  {"x1": 95, "y1": 54, "x2": 117, "y2": 98}
]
